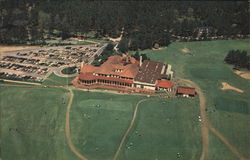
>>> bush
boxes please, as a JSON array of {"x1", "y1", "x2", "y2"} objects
[{"x1": 61, "y1": 67, "x2": 77, "y2": 74}]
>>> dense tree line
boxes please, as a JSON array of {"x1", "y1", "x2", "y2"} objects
[
  {"x1": 1, "y1": 1, "x2": 249, "y2": 50},
  {"x1": 224, "y1": 50, "x2": 250, "y2": 70},
  {"x1": 131, "y1": 51, "x2": 150, "y2": 62}
]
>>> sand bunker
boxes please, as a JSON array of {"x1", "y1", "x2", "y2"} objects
[
  {"x1": 181, "y1": 48, "x2": 190, "y2": 54},
  {"x1": 0, "y1": 46, "x2": 40, "y2": 54},
  {"x1": 221, "y1": 82, "x2": 244, "y2": 93},
  {"x1": 234, "y1": 70, "x2": 250, "y2": 80}
]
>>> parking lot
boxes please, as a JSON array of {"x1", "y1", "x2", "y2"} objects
[{"x1": 0, "y1": 44, "x2": 106, "y2": 82}]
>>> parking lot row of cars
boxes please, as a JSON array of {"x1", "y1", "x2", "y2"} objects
[
  {"x1": 0, "y1": 61, "x2": 49, "y2": 75},
  {"x1": 0, "y1": 72, "x2": 43, "y2": 82},
  {"x1": 0, "y1": 44, "x2": 104, "y2": 82},
  {"x1": 2, "y1": 55, "x2": 70, "y2": 67},
  {"x1": 15, "y1": 46, "x2": 99, "y2": 64}
]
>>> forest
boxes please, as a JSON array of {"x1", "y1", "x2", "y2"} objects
[
  {"x1": 224, "y1": 50, "x2": 250, "y2": 70},
  {"x1": 0, "y1": 1, "x2": 249, "y2": 50}
]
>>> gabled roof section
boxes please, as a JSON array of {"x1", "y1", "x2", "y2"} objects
[
  {"x1": 80, "y1": 64, "x2": 97, "y2": 73},
  {"x1": 156, "y1": 80, "x2": 173, "y2": 88},
  {"x1": 177, "y1": 87, "x2": 196, "y2": 95},
  {"x1": 95, "y1": 55, "x2": 139, "y2": 78},
  {"x1": 79, "y1": 55, "x2": 139, "y2": 79}
]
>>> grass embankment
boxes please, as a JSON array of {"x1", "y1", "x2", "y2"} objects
[{"x1": 42, "y1": 73, "x2": 75, "y2": 86}]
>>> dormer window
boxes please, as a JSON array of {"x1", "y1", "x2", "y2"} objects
[{"x1": 115, "y1": 69, "x2": 123, "y2": 72}]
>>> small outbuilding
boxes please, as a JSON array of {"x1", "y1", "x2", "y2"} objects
[
  {"x1": 156, "y1": 80, "x2": 173, "y2": 92},
  {"x1": 176, "y1": 86, "x2": 196, "y2": 97}
]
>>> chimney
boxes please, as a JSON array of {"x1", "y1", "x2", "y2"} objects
[
  {"x1": 139, "y1": 56, "x2": 142, "y2": 67},
  {"x1": 126, "y1": 56, "x2": 129, "y2": 64},
  {"x1": 125, "y1": 52, "x2": 129, "y2": 64}
]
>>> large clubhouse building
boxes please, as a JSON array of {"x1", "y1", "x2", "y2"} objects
[{"x1": 72, "y1": 55, "x2": 174, "y2": 93}]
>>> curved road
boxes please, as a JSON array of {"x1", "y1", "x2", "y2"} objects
[{"x1": 53, "y1": 65, "x2": 78, "y2": 78}]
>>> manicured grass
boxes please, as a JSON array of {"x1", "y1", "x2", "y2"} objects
[
  {"x1": 69, "y1": 91, "x2": 201, "y2": 160},
  {"x1": 214, "y1": 97, "x2": 249, "y2": 114},
  {"x1": 1, "y1": 86, "x2": 201, "y2": 160},
  {"x1": 1, "y1": 40, "x2": 249, "y2": 160},
  {"x1": 207, "y1": 132, "x2": 238, "y2": 160},
  {"x1": 42, "y1": 73, "x2": 75, "y2": 86},
  {"x1": 139, "y1": 39, "x2": 250, "y2": 158},
  {"x1": 119, "y1": 98, "x2": 201, "y2": 160},
  {"x1": 70, "y1": 90, "x2": 143, "y2": 160},
  {"x1": 61, "y1": 67, "x2": 77, "y2": 75},
  {"x1": 0, "y1": 86, "x2": 77, "y2": 160}
]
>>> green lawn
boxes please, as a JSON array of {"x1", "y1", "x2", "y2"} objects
[
  {"x1": 69, "y1": 91, "x2": 201, "y2": 160},
  {"x1": 119, "y1": 98, "x2": 201, "y2": 160},
  {"x1": 61, "y1": 67, "x2": 77, "y2": 75},
  {"x1": 42, "y1": 73, "x2": 75, "y2": 86},
  {"x1": 207, "y1": 132, "x2": 238, "y2": 160},
  {"x1": 69, "y1": 90, "x2": 143, "y2": 160},
  {"x1": 139, "y1": 39, "x2": 250, "y2": 158},
  {"x1": 0, "y1": 86, "x2": 77, "y2": 160},
  {"x1": 0, "y1": 86, "x2": 201, "y2": 160},
  {"x1": 1, "y1": 40, "x2": 249, "y2": 160}
]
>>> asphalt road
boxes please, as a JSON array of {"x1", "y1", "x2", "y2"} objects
[{"x1": 88, "y1": 43, "x2": 108, "y2": 64}]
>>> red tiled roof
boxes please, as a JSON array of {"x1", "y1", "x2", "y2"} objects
[
  {"x1": 156, "y1": 80, "x2": 173, "y2": 88},
  {"x1": 78, "y1": 72, "x2": 95, "y2": 80},
  {"x1": 80, "y1": 64, "x2": 97, "y2": 73},
  {"x1": 177, "y1": 87, "x2": 196, "y2": 95},
  {"x1": 80, "y1": 55, "x2": 139, "y2": 79}
]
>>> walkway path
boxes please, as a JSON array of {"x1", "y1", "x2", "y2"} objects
[
  {"x1": 179, "y1": 79, "x2": 209, "y2": 160},
  {"x1": 179, "y1": 78, "x2": 248, "y2": 160},
  {"x1": 65, "y1": 88, "x2": 90, "y2": 160},
  {"x1": 208, "y1": 123, "x2": 248, "y2": 160},
  {"x1": 113, "y1": 98, "x2": 150, "y2": 160},
  {"x1": 0, "y1": 78, "x2": 41, "y2": 85},
  {"x1": 1, "y1": 79, "x2": 248, "y2": 160}
]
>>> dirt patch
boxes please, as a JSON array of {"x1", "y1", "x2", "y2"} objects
[
  {"x1": 108, "y1": 27, "x2": 124, "y2": 42},
  {"x1": 234, "y1": 70, "x2": 250, "y2": 80},
  {"x1": 0, "y1": 46, "x2": 41, "y2": 54},
  {"x1": 108, "y1": 37, "x2": 121, "y2": 42},
  {"x1": 181, "y1": 47, "x2": 190, "y2": 54},
  {"x1": 221, "y1": 82, "x2": 244, "y2": 93}
]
